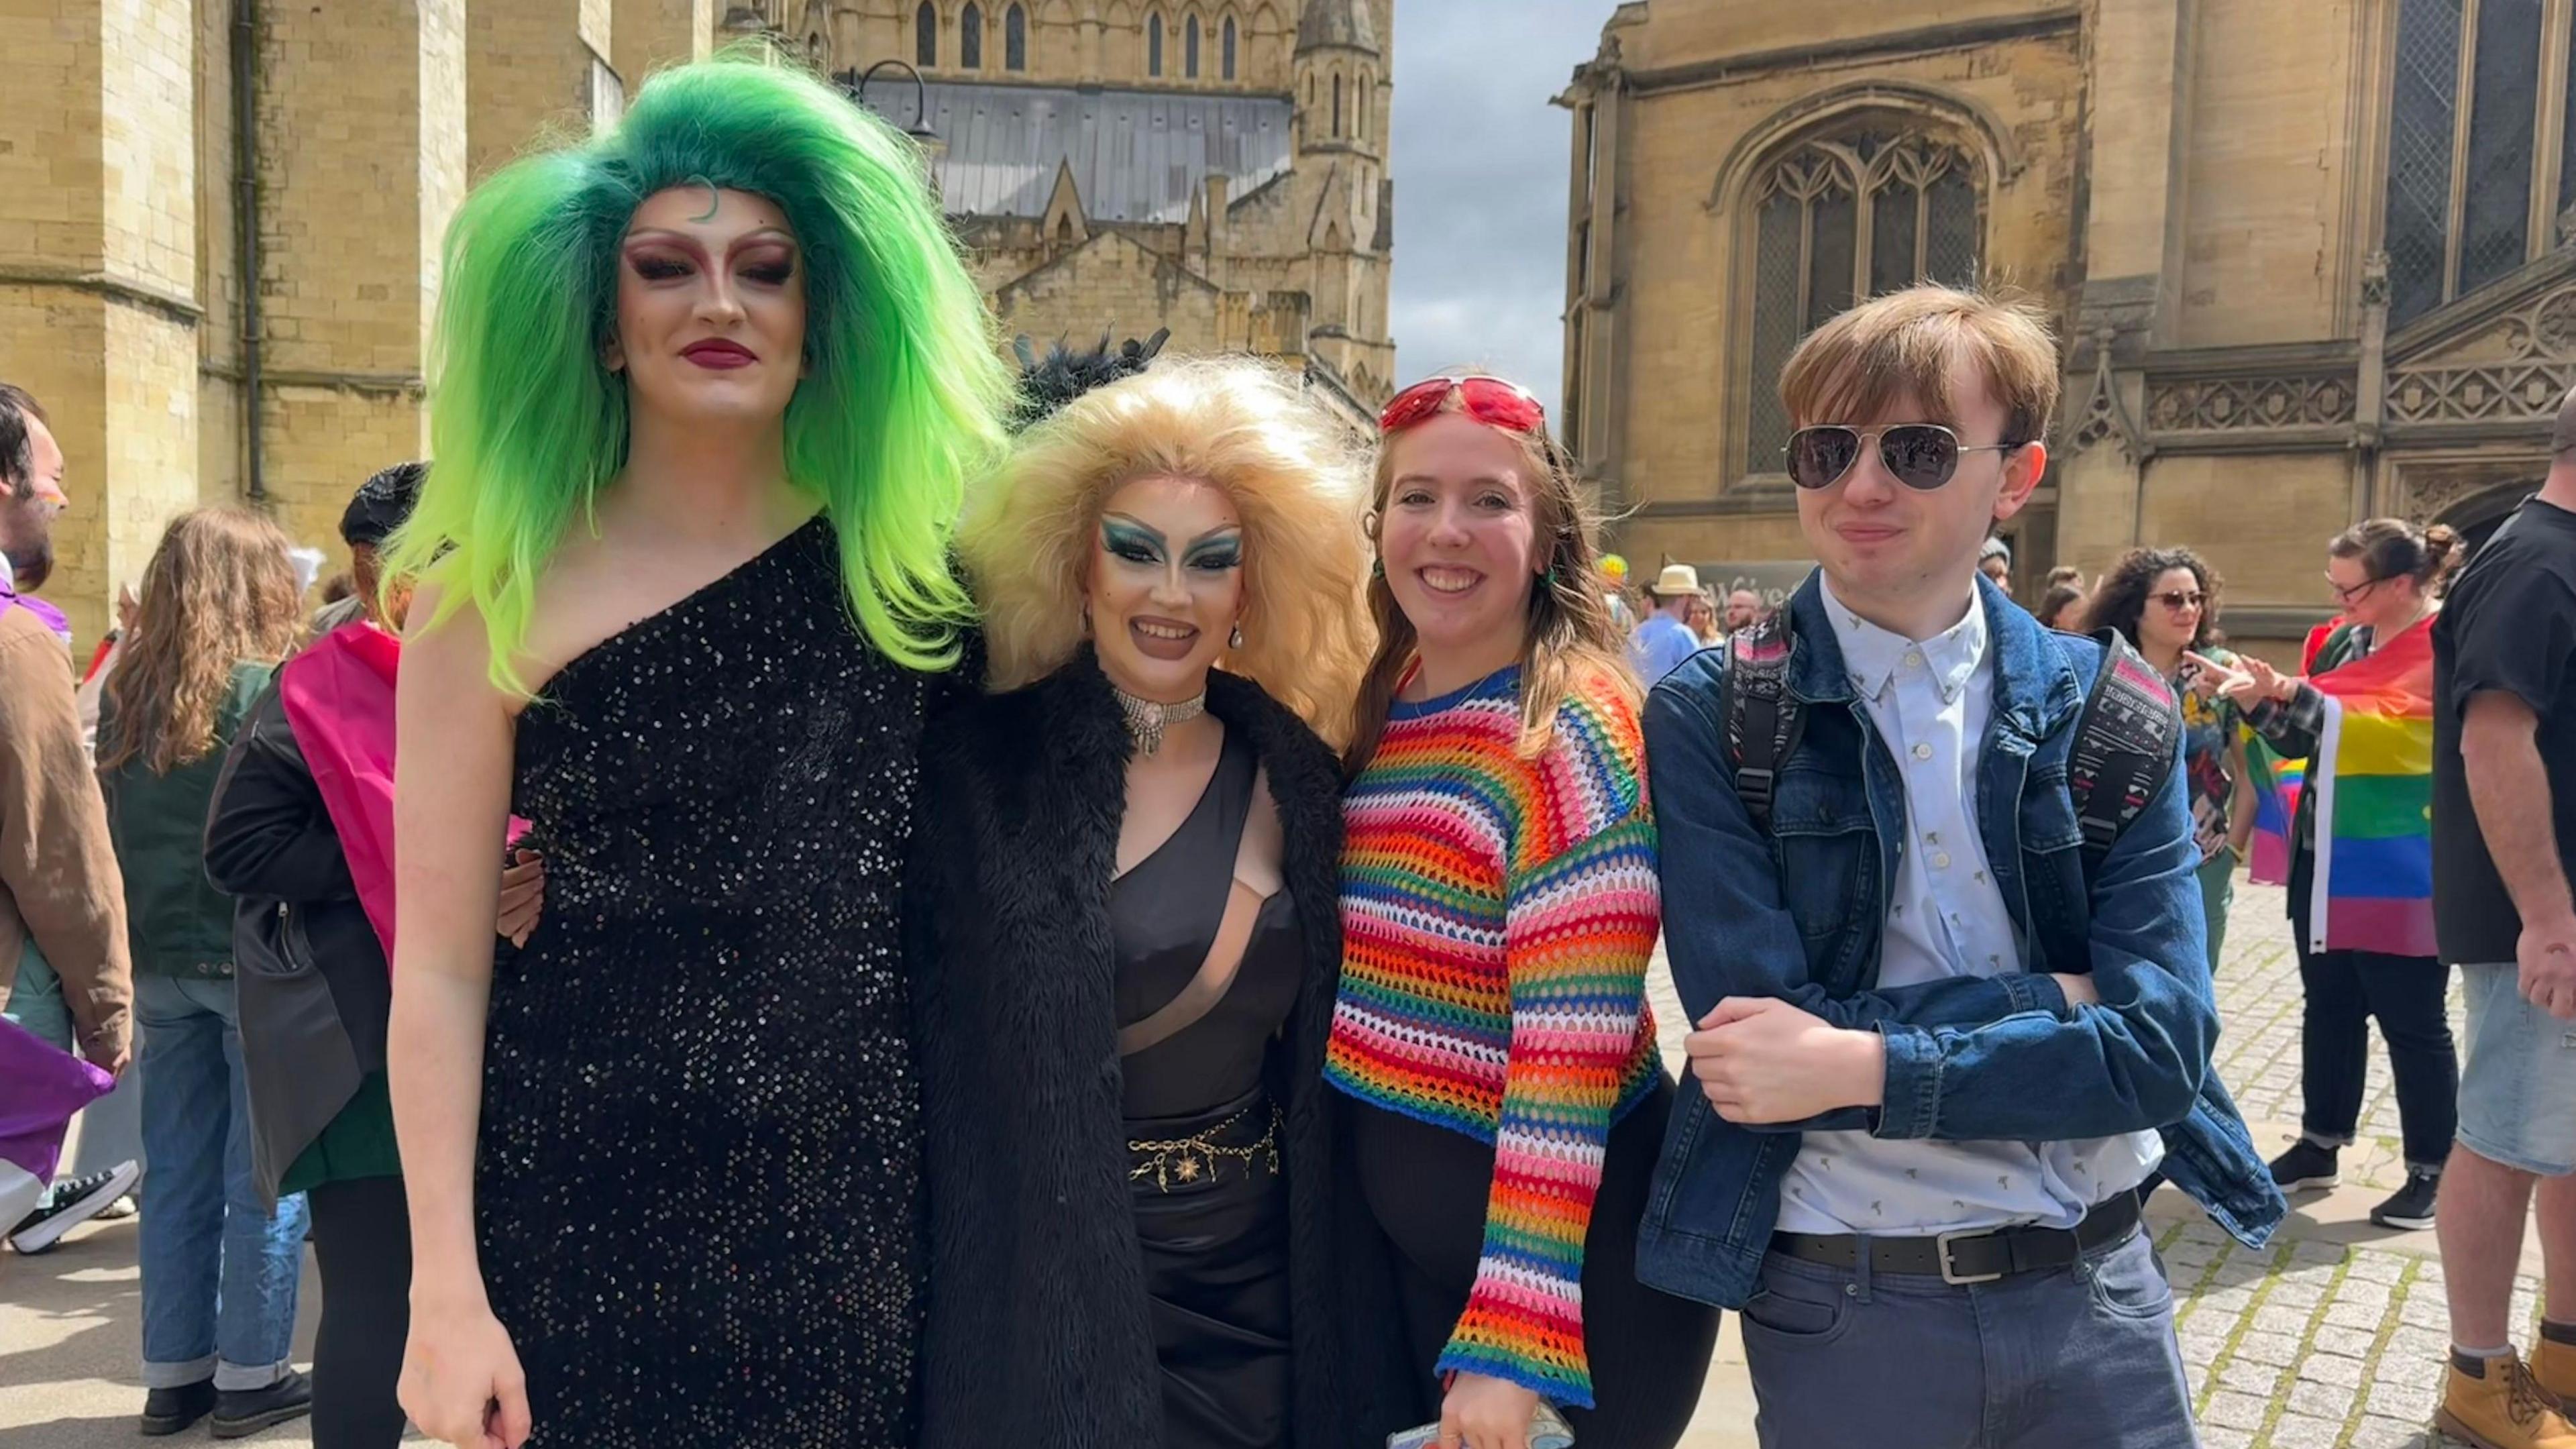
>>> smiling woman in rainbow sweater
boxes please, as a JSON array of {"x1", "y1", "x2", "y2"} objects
[{"x1": 1326, "y1": 373, "x2": 1719, "y2": 1449}]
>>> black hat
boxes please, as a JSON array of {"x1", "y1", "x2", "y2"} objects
[{"x1": 341, "y1": 461, "x2": 427, "y2": 548}]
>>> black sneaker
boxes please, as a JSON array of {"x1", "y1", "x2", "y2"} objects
[
  {"x1": 2370, "y1": 1168, "x2": 2441, "y2": 1230},
  {"x1": 211, "y1": 1368, "x2": 313, "y2": 1439},
  {"x1": 2268, "y1": 1139, "x2": 2341, "y2": 1193},
  {"x1": 139, "y1": 1379, "x2": 216, "y2": 1437},
  {"x1": 7, "y1": 1159, "x2": 141, "y2": 1254}
]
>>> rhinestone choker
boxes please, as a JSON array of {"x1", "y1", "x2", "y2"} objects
[{"x1": 1115, "y1": 687, "x2": 1205, "y2": 756}]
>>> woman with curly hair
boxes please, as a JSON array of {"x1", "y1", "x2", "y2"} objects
[
  {"x1": 907, "y1": 351, "x2": 1408, "y2": 1447},
  {"x1": 97, "y1": 507, "x2": 313, "y2": 1437},
  {"x1": 2079, "y1": 547, "x2": 2255, "y2": 963},
  {"x1": 383, "y1": 56, "x2": 1010, "y2": 1448}
]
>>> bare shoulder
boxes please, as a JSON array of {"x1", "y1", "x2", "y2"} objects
[{"x1": 400, "y1": 584, "x2": 513, "y2": 718}]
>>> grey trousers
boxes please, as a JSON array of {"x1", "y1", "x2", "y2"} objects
[{"x1": 1741, "y1": 1230, "x2": 2198, "y2": 1448}]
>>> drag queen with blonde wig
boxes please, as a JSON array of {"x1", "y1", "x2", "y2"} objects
[{"x1": 906, "y1": 350, "x2": 1412, "y2": 1448}]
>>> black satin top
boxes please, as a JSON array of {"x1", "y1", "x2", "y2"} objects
[{"x1": 1110, "y1": 729, "x2": 1303, "y2": 1122}]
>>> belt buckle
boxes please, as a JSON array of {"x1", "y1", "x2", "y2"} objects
[{"x1": 1935, "y1": 1228, "x2": 2004, "y2": 1285}]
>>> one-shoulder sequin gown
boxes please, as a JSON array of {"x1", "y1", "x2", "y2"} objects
[{"x1": 475, "y1": 517, "x2": 943, "y2": 1446}]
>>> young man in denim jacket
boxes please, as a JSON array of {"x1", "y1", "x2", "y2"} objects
[{"x1": 1637, "y1": 286, "x2": 2285, "y2": 1447}]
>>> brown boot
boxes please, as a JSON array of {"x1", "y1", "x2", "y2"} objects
[
  {"x1": 2533, "y1": 1334, "x2": 2576, "y2": 1412},
  {"x1": 2438, "y1": 1352, "x2": 2576, "y2": 1449}
]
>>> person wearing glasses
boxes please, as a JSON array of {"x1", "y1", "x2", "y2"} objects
[
  {"x1": 2190, "y1": 518, "x2": 2464, "y2": 1233},
  {"x1": 2078, "y1": 548, "x2": 2257, "y2": 967},
  {"x1": 1328, "y1": 372, "x2": 1719, "y2": 1449},
  {"x1": 1635, "y1": 285, "x2": 2282, "y2": 1448}
]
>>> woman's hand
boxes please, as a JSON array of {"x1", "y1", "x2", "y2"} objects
[
  {"x1": 1439, "y1": 1372, "x2": 1544, "y2": 1449},
  {"x1": 398, "y1": 1291, "x2": 531, "y2": 1449},
  {"x1": 2182, "y1": 650, "x2": 2294, "y2": 708},
  {"x1": 495, "y1": 851, "x2": 544, "y2": 949}
]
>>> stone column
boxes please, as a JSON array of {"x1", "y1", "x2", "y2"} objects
[
  {"x1": 470, "y1": 0, "x2": 616, "y2": 182},
  {"x1": 0, "y1": 0, "x2": 201, "y2": 646},
  {"x1": 2056, "y1": 0, "x2": 2198, "y2": 568},
  {"x1": 614, "y1": 0, "x2": 712, "y2": 97},
  {"x1": 246, "y1": 0, "x2": 468, "y2": 568}
]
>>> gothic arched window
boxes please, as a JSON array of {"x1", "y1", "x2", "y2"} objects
[
  {"x1": 2381, "y1": 0, "x2": 2576, "y2": 327},
  {"x1": 1149, "y1": 13, "x2": 1165, "y2": 76},
  {"x1": 1222, "y1": 15, "x2": 1237, "y2": 79},
  {"x1": 916, "y1": 1, "x2": 936, "y2": 66},
  {"x1": 960, "y1": 1, "x2": 982, "y2": 67},
  {"x1": 1006, "y1": 3, "x2": 1026, "y2": 70},
  {"x1": 1331, "y1": 71, "x2": 1343, "y2": 138},
  {"x1": 1186, "y1": 15, "x2": 1201, "y2": 78},
  {"x1": 1742, "y1": 129, "x2": 1984, "y2": 469}
]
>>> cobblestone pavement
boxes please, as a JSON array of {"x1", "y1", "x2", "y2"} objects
[{"x1": 1647, "y1": 873, "x2": 2544, "y2": 1449}]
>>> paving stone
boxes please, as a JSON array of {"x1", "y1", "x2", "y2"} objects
[
  {"x1": 2235, "y1": 1330, "x2": 2302, "y2": 1367},
  {"x1": 2300, "y1": 1352, "x2": 2367, "y2": 1388},
  {"x1": 2219, "y1": 1359, "x2": 2285, "y2": 1398},
  {"x1": 2203, "y1": 1389, "x2": 2271, "y2": 1432},
  {"x1": 2255, "y1": 1304, "x2": 2318, "y2": 1338},
  {"x1": 2286, "y1": 1379, "x2": 2357, "y2": 1419},
  {"x1": 2351, "y1": 1415, "x2": 2435, "y2": 1448},
  {"x1": 2270, "y1": 1411, "x2": 2347, "y2": 1449},
  {"x1": 2314, "y1": 1326, "x2": 2379, "y2": 1358}
]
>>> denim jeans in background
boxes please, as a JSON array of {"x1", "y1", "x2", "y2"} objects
[
  {"x1": 6, "y1": 938, "x2": 146, "y2": 1182},
  {"x1": 134, "y1": 973, "x2": 306, "y2": 1391}
]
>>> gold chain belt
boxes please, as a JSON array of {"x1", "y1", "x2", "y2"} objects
[{"x1": 1126, "y1": 1101, "x2": 1282, "y2": 1193}]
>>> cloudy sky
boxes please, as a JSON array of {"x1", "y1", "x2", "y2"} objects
[{"x1": 1389, "y1": 0, "x2": 1624, "y2": 412}]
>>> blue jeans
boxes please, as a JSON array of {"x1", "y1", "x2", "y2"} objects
[
  {"x1": 134, "y1": 973, "x2": 307, "y2": 1391},
  {"x1": 5, "y1": 938, "x2": 145, "y2": 1181},
  {"x1": 1739, "y1": 1229, "x2": 2195, "y2": 1448}
]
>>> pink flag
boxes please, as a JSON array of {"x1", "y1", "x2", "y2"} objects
[{"x1": 277, "y1": 621, "x2": 525, "y2": 964}]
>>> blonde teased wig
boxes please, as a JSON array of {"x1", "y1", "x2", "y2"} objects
[{"x1": 959, "y1": 354, "x2": 1377, "y2": 746}]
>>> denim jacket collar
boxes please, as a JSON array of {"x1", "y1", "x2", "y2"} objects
[{"x1": 1785, "y1": 570, "x2": 2081, "y2": 750}]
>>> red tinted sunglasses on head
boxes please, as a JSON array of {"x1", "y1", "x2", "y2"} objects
[{"x1": 1377, "y1": 374, "x2": 1548, "y2": 435}]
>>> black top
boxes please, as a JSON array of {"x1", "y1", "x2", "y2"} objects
[
  {"x1": 2434, "y1": 498, "x2": 2576, "y2": 965},
  {"x1": 474, "y1": 516, "x2": 954, "y2": 1446},
  {"x1": 1110, "y1": 728, "x2": 1303, "y2": 1121}
]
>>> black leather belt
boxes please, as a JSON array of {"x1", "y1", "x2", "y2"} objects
[{"x1": 1768, "y1": 1189, "x2": 2143, "y2": 1285}]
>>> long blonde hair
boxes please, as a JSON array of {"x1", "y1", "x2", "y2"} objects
[
  {"x1": 959, "y1": 354, "x2": 1377, "y2": 745},
  {"x1": 97, "y1": 508, "x2": 303, "y2": 775},
  {"x1": 1343, "y1": 385, "x2": 1640, "y2": 776}
]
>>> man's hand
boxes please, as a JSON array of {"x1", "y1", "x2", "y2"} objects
[
  {"x1": 1684, "y1": 997, "x2": 1884, "y2": 1124},
  {"x1": 79, "y1": 1026, "x2": 130, "y2": 1079},
  {"x1": 2518, "y1": 910, "x2": 2576, "y2": 1020}
]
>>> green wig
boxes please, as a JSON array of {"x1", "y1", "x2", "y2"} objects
[{"x1": 392, "y1": 54, "x2": 1010, "y2": 689}]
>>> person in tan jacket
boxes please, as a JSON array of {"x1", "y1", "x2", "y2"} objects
[{"x1": 0, "y1": 381, "x2": 132, "y2": 1079}]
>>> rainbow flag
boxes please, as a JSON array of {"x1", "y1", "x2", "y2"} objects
[
  {"x1": 2304, "y1": 618, "x2": 2437, "y2": 957},
  {"x1": 2245, "y1": 737, "x2": 2304, "y2": 888}
]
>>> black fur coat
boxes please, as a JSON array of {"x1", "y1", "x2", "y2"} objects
[{"x1": 904, "y1": 651, "x2": 1417, "y2": 1448}]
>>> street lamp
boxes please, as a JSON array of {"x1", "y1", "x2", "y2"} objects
[{"x1": 839, "y1": 59, "x2": 944, "y2": 162}]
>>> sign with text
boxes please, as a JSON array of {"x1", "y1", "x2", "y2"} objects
[{"x1": 1695, "y1": 561, "x2": 1815, "y2": 612}]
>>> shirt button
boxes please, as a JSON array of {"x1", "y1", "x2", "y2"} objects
[
  {"x1": 1933, "y1": 852, "x2": 1952, "y2": 869},
  {"x1": 1903, "y1": 650, "x2": 1923, "y2": 668},
  {"x1": 1912, "y1": 743, "x2": 1933, "y2": 760}
]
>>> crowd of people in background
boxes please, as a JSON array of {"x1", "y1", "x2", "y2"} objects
[{"x1": 3, "y1": 52, "x2": 2575, "y2": 1449}]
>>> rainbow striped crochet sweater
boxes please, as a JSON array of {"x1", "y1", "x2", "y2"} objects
[{"x1": 1325, "y1": 663, "x2": 1662, "y2": 1409}]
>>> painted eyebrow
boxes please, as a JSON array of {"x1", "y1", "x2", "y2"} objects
[
  {"x1": 619, "y1": 227, "x2": 800, "y2": 259},
  {"x1": 1101, "y1": 515, "x2": 1169, "y2": 546},
  {"x1": 1182, "y1": 525, "x2": 1243, "y2": 549}
]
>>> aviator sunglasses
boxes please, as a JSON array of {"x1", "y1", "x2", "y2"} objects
[{"x1": 1784, "y1": 423, "x2": 2026, "y2": 491}]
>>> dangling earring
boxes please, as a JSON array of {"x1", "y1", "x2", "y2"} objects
[
  {"x1": 1229, "y1": 621, "x2": 1244, "y2": 649},
  {"x1": 1371, "y1": 557, "x2": 1385, "y2": 579},
  {"x1": 1081, "y1": 600, "x2": 1093, "y2": 636}
]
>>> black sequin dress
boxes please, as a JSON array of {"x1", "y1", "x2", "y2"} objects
[{"x1": 476, "y1": 517, "x2": 938, "y2": 1446}]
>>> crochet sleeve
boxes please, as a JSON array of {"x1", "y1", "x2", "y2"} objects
[{"x1": 1434, "y1": 682, "x2": 1659, "y2": 1409}]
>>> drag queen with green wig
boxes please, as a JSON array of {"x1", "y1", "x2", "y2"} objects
[{"x1": 382, "y1": 58, "x2": 1008, "y2": 1448}]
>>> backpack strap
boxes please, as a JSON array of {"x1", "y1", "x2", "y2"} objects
[
  {"x1": 1719, "y1": 610, "x2": 1803, "y2": 828},
  {"x1": 2067, "y1": 629, "x2": 2183, "y2": 875}
]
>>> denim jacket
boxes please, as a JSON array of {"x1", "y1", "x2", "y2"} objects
[{"x1": 1633, "y1": 573, "x2": 2285, "y2": 1309}]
